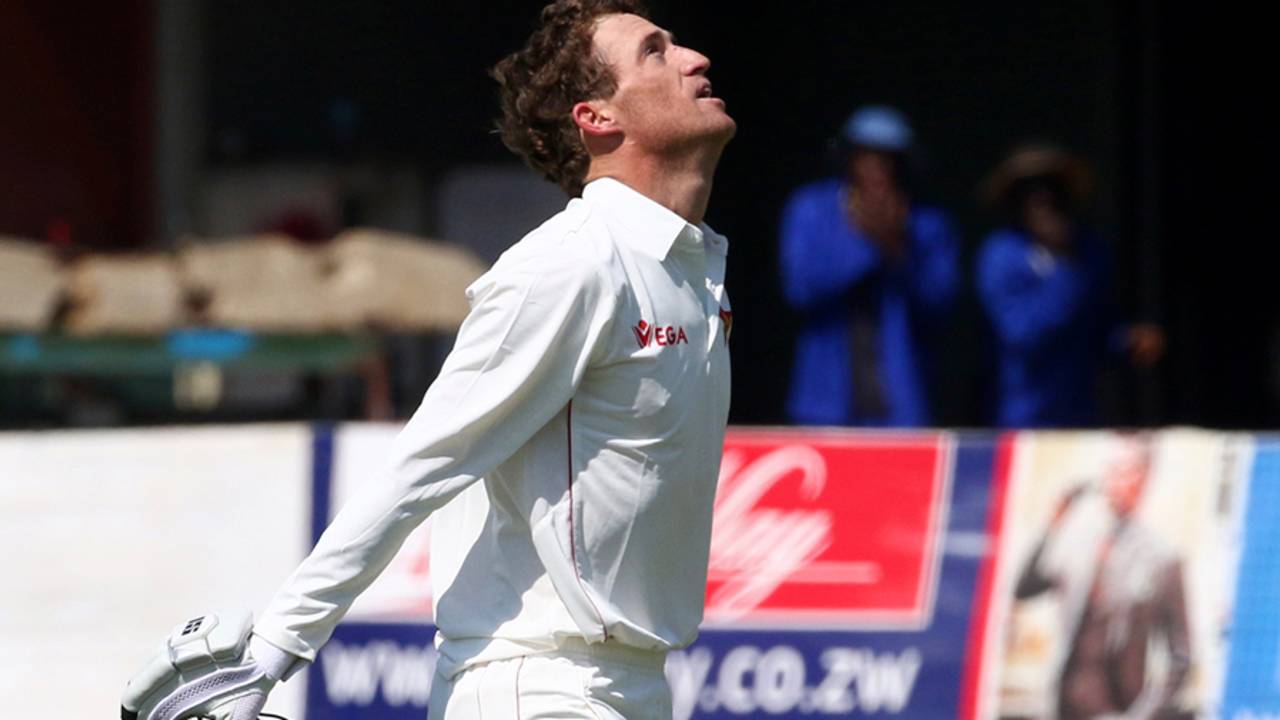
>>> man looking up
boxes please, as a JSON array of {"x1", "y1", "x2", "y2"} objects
[{"x1": 121, "y1": 2, "x2": 736, "y2": 719}]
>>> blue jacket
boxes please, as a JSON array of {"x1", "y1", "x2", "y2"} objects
[
  {"x1": 976, "y1": 226, "x2": 1117, "y2": 427},
  {"x1": 779, "y1": 179, "x2": 960, "y2": 427}
]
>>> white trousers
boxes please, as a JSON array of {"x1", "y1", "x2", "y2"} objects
[{"x1": 426, "y1": 641, "x2": 672, "y2": 719}]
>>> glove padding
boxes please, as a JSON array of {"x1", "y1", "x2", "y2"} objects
[{"x1": 121, "y1": 610, "x2": 298, "y2": 720}]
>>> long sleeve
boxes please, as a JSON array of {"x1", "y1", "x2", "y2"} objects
[
  {"x1": 253, "y1": 242, "x2": 617, "y2": 661},
  {"x1": 977, "y1": 231, "x2": 1088, "y2": 352},
  {"x1": 779, "y1": 182, "x2": 883, "y2": 312},
  {"x1": 905, "y1": 208, "x2": 961, "y2": 318},
  {"x1": 1013, "y1": 533, "x2": 1058, "y2": 599}
]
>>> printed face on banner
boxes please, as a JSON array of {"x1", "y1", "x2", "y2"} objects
[
  {"x1": 977, "y1": 431, "x2": 1246, "y2": 720},
  {"x1": 705, "y1": 431, "x2": 951, "y2": 628}
]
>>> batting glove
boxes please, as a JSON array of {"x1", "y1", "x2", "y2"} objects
[{"x1": 121, "y1": 610, "x2": 303, "y2": 720}]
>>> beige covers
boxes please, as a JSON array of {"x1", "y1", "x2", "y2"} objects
[
  {"x1": 0, "y1": 236, "x2": 64, "y2": 332},
  {"x1": 325, "y1": 228, "x2": 486, "y2": 332},
  {"x1": 2, "y1": 231, "x2": 485, "y2": 335},
  {"x1": 178, "y1": 234, "x2": 331, "y2": 332},
  {"x1": 64, "y1": 254, "x2": 185, "y2": 335}
]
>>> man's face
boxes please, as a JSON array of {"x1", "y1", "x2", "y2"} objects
[
  {"x1": 849, "y1": 149, "x2": 899, "y2": 197},
  {"x1": 1104, "y1": 441, "x2": 1150, "y2": 518},
  {"x1": 1022, "y1": 188, "x2": 1072, "y2": 249},
  {"x1": 590, "y1": 13, "x2": 736, "y2": 153}
]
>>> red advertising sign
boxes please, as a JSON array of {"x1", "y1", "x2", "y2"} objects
[{"x1": 705, "y1": 429, "x2": 952, "y2": 629}]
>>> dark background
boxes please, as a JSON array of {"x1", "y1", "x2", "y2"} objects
[{"x1": 1, "y1": 1, "x2": 1267, "y2": 428}]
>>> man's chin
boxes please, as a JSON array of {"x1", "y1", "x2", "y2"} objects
[
  {"x1": 712, "y1": 117, "x2": 737, "y2": 147},
  {"x1": 701, "y1": 112, "x2": 737, "y2": 143}
]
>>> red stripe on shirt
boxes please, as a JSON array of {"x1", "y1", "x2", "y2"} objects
[{"x1": 514, "y1": 655, "x2": 525, "y2": 718}]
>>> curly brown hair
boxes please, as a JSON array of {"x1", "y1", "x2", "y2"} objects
[{"x1": 491, "y1": 0, "x2": 649, "y2": 197}]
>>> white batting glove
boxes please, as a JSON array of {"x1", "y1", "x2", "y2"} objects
[{"x1": 121, "y1": 611, "x2": 303, "y2": 720}]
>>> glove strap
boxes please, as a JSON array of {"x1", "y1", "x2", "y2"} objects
[{"x1": 249, "y1": 634, "x2": 306, "y2": 682}]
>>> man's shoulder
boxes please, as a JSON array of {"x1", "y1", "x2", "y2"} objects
[
  {"x1": 475, "y1": 200, "x2": 616, "y2": 296},
  {"x1": 908, "y1": 204, "x2": 954, "y2": 233},
  {"x1": 979, "y1": 227, "x2": 1032, "y2": 256},
  {"x1": 502, "y1": 199, "x2": 612, "y2": 264},
  {"x1": 785, "y1": 178, "x2": 842, "y2": 210},
  {"x1": 975, "y1": 229, "x2": 1039, "y2": 282}
]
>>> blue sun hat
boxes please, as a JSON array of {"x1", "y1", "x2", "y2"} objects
[{"x1": 843, "y1": 105, "x2": 914, "y2": 152}]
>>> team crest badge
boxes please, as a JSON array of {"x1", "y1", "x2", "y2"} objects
[{"x1": 719, "y1": 308, "x2": 733, "y2": 343}]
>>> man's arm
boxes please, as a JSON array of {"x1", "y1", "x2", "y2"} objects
[
  {"x1": 252, "y1": 240, "x2": 617, "y2": 661},
  {"x1": 977, "y1": 232, "x2": 1089, "y2": 353},
  {"x1": 1015, "y1": 484, "x2": 1089, "y2": 599},
  {"x1": 1013, "y1": 536, "x2": 1058, "y2": 599},
  {"x1": 904, "y1": 208, "x2": 961, "y2": 319},
  {"x1": 779, "y1": 187, "x2": 883, "y2": 312}
]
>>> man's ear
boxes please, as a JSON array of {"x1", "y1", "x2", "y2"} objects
[{"x1": 572, "y1": 100, "x2": 618, "y2": 137}]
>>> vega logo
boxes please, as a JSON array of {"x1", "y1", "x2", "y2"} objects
[{"x1": 633, "y1": 319, "x2": 689, "y2": 349}]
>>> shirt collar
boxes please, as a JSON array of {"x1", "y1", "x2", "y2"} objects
[{"x1": 581, "y1": 177, "x2": 727, "y2": 260}]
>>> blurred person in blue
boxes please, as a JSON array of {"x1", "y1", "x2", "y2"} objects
[
  {"x1": 779, "y1": 105, "x2": 960, "y2": 427},
  {"x1": 976, "y1": 144, "x2": 1164, "y2": 428}
]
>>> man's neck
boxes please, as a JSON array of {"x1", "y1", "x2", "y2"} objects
[{"x1": 584, "y1": 145, "x2": 722, "y2": 225}]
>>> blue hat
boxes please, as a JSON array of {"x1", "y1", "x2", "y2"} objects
[{"x1": 842, "y1": 105, "x2": 914, "y2": 152}]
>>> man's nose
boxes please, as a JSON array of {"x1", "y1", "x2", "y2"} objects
[{"x1": 681, "y1": 46, "x2": 711, "y2": 75}]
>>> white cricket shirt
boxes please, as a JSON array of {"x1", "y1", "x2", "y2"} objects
[{"x1": 254, "y1": 178, "x2": 732, "y2": 675}]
